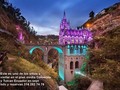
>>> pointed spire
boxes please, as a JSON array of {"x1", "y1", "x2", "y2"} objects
[{"x1": 63, "y1": 11, "x2": 66, "y2": 19}]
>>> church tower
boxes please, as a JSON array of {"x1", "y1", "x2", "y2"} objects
[
  {"x1": 60, "y1": 11, "x2": 70, "y2": 30},
  {"x1": 59, "y1": 12, "x2": 70, "y2": 45},
  {"x1": 59, "y1": 12, "x2": 92, "y2": 82}
]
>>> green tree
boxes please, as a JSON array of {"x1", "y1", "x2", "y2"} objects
[
  {"x1": 67, "y1": 76, "x2": 91, "y2": 90},
  {"x1": 90, "y1": 26, "x2": 120, "y2": 90},
  {"x1": 89, "y1": 11, "x2": 95, "y2": 18}
]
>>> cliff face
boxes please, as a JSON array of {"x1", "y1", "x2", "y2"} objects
[
  {"x1": 0, "y1": 7, "x2": 17, "y2": 35},
  {"x1": 0, "y1": 3, "x2": 38, "y2": 44},
  {"x1": 85, "y1": 3, "x2": 120, "y2": 36},
  {"x1": 86, "y1": 3, "x2": 120, "y2": 90},
  {"x1": 0, "y1": 7, "x2": 28, "y2": 43},
  {"x1": 79, "y1": 2, "x2": 120, "y2": 51}
]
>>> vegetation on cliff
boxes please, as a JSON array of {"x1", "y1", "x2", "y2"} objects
[
  {"x1": 0, "y1": 0, "x2": 38, "y2": 43},
  {"x1": 76, "y1": 2, "x2": 120, "y2": 90},
  {"x1": 89, "y1": 25, "x2": 120, "y2": 90},
  {"x1": 1, "y1": 56, "x2": 58, "y2": 90},
  {"x1": 0, "y1": 1, "x2": 58, "y2": 90}
]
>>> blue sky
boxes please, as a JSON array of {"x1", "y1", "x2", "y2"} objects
[{"x1": 9, "y1": 0, "x2": 119, "y2": 35}]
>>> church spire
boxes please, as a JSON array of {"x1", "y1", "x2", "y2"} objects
[
  {"x1": 60, "y1": 11, "x2": 70, "y2": 30},
  {"x1": 63, "y1": 11, "x2": 66, "y2": 19}
]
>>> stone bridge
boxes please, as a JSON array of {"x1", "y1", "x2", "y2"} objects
[{"x1": 25, "y1": 44, "x2": 66, "y2": 63}]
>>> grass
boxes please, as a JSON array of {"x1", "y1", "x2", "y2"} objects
[{"x1": 2, "y1": 56, "x2": 58, "y2": 90}]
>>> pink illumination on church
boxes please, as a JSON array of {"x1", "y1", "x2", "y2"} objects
[{"x1": 59, "y1": 12, "x2": 93, "y2": 45}]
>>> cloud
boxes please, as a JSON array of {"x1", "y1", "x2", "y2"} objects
[
  {"x1": 9, "y1": 0, "x2": 119, "y2": 35},
  {"x1": 31, "y1": 24, "x2": 59, "y2": 35}
]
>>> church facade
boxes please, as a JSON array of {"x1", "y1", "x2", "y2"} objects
[{"x1": 59, "y1": 12, "x2": 92, "y2": 82}]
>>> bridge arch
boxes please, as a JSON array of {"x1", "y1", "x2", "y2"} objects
[
  {"x1": 47, "y1": 46, "x2": 63, "y2": 54},
  {"x1": 47, "y1": 46, "x2": 65, "y2": 80},
  {"x1": 29, "y1": 46, "x2": 45, "y2": 61},
  {"x1": 47, "y1": 46, "x2": 64, "y2": 81},
  {"x1": 29, "y1": 46, "x2": 44, "y2": 55},
  {"x1": 28, "y1": 45, "x2": 65, "y2": 81}
]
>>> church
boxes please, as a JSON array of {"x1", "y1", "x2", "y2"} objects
[{"x1": 59, "y1": 12, "x2": 92, "y2": 82}]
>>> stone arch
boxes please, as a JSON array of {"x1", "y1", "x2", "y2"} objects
[
  {"x1": 29, "y1": 46, "x2": 44, "y2": 55},
  {"x1": 48, "y1": 46, "x2": 64, "y2": 81},
  {"x1": 29, "y1": 46, "x2": 45, "y2": 61}
]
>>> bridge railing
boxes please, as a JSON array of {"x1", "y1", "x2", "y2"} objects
[{"x1": 24, "y1": 43, "x2": 61, "y2": 46}]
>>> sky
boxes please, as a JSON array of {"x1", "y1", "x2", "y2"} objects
[{"x1": 9, "y1": 0, "x2": 120, "y2": 35}]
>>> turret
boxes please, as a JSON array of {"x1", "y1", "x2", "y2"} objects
[{"x1": 60, "y1": 11, "x2": 70, "y2": 31}]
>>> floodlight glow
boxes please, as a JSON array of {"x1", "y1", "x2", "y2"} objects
[
  {"x1": 52, "y1": 47, "x2": 64, "y2": 80},
  {"x1": 53, "y1": 47, "x2": 63, "y2": 54},
  {"x1": 59, "y1": 12, "x2": 93, "y2": 45},
  {"x1": 75, "y1": 70, "x2": 86, "y2": 76},
  {"x1": 29, "y1": 46, "x2": 44, "y2": 54},
  {"x1": 19, "y1": 32, "x2": 23, "y2": 40}
]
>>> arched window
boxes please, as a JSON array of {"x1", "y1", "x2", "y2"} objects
[
  {"x1": 70, "y1": 61, "x2": 73, "y2": 69},
  {"x1": 75, "y1": 61, "x2": 79, "y2": 68},
  {"x1": 70, "y1": 46, "x2": 74, "y2": 54},
  {"x1": 80, "y1": 46, "x2": 83, "y2": 53}
]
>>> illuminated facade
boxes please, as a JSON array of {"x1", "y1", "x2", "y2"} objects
[
  {"x1": 59, "y1": 12, "x2": 92, "y2": 45},
  {"x1": 59, "y1": 12, "x2": 92, "y2": 82}
]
